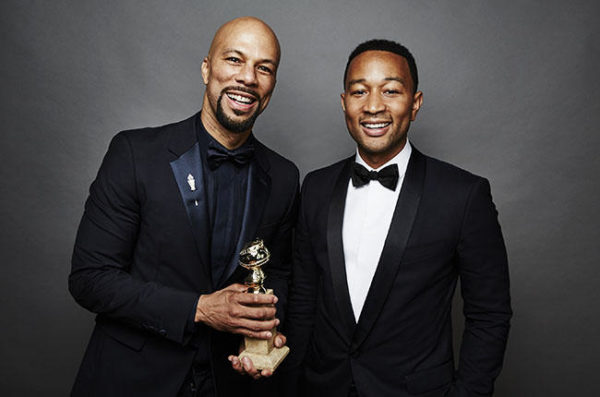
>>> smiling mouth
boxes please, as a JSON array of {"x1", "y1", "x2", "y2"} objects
[
  {"x1": 226, "y1": 92, "x2": 257, "y2": 106},
  {"x1": 361, "y1": 121, "x2": 391, "y2": 129}
]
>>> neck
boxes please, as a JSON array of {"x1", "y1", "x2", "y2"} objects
[
  {"x1": 358, "y1": 141, "x2": 406, "y2": 169},
  {"x1": 200, "y1": 102, "x2": 251, "y2": 150}
]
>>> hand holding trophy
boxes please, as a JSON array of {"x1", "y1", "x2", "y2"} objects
[{"x1": 237, "y1": 239, "x2": 289, "y2": 371}]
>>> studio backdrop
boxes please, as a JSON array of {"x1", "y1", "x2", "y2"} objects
[{"x1": 1, "y1": 1, "x2": 599, "y2": 395}]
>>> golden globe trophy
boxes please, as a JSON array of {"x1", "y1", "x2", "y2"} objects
[{"x1": 237, "y1": 239, "x2": 289, "y2": 371}]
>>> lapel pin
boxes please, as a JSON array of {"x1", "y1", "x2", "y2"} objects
[{"x1": 187, "y1": 173, "x2": 196, "y2": 191}]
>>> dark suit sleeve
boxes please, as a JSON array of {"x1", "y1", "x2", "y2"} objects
[
  {"x1": 69, "y1": 132, "x2": 199, "y2": 345},
  {"x1": 264, "y1": 168, "x2": 300, "y2": 326},
  {"x1": 455, "y1": 178, "x2": 512, "y2": 396},
  {"x1": 278, "y1": 176, "x2": 319, "y2": 394}
]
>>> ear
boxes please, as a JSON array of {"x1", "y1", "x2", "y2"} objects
[
  {"x1": 410, "y1": 91, "x2": 423, "y2": 121},
  {"x1": 340, "y1": 92, "x2": 347, "y2": 113},
  {"x1": 201, "y1": 57, "x2": 210, "y2": 85}
]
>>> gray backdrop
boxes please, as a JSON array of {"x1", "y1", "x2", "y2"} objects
[{"x1": 1, "y1": 1, "x2": 599, "y2": 395}]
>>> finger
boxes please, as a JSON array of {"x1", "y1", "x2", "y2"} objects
[
  {"x1": 225, "y1": 283, "x2": 248, "y2": 292},
  {"x1": 233, "y1": 305, "x2": 277, "y2": 320},
  {"x1": 237, "y1": 292, "x2": 278, "y2": 305},
  {"x1": 236, "y1": 327, "x2": 274, "y2": 339},
  {"x1": 260, "y1": 369, "x2": 274, "y2": 377},
  {"x1": 241, "y1": 357, "x2": 260, "y2": 378},
  {"x1": 274, "y1": 333, "x2": 286, "y2": 348},
  {"x1": 229, "y1": 355, "x2": 244, "y2": 373},
  {"x1": 237, "y1": 317, "x2": 279, "y2": 331},
  {"x1": 234, "y1": 318, "x2": 279, "y2": 333}
]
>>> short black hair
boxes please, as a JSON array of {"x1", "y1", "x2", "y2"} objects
[{"x1": 343, "y1": 39, "x2": 419, "y2": 93}]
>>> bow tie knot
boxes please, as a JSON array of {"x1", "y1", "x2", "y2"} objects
[
  {"x1": 207, "y1": 141, "x2": 255, "y2": 170},
  {"x1": 351, "y1": 162, "x2": 399, "y2": 190}
]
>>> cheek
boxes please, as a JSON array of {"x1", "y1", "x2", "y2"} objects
[
  {"x1": 392, "y1": 103, "x2": 412, "y2": 119},
  {"x1": 259, "y1": 79, "x2": 276, "y2": 96},
  {"x1": 344, "y1": 104, "x2": 362, "y2": 121}
]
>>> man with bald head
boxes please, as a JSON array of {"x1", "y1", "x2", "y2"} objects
[{"x1": 69, "y1": 17, "x2": 298, "y2": 396}]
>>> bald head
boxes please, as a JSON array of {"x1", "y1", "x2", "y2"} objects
[
  {"x1": 208, "y1": 17, "x2": 280, "y2": 65},
  {"x1": 200, "y1": 17, "x2": 281, "y2": 147}
]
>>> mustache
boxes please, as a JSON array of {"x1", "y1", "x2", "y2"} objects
[{"x1": 221, "y1": 86, "x2": 259, "y2": 99}]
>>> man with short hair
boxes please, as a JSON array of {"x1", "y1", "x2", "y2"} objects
[
  {"x1": 69, "y1": 17, "x2": 298, "y2": 397},
  {"x1": 284, "y1": 39, "x2": 511, "y2": 396}
]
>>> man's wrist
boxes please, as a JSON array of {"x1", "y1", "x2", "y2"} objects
[{"x1": 194, "y1": 295, "x2": 204, "y2": 323}]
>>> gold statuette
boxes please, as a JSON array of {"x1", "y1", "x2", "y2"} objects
[{"x1": 238, "y1": 239, "x2": 289, "y2": 371}]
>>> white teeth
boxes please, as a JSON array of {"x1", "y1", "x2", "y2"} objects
[
  {"x1": 363, "y1": 122, "x2": 389, "y2": 129},
  {"x1": 227, "y1": 93, "x2": 254, "y2": 104}
]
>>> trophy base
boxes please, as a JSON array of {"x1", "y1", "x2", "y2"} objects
[{"x1": 238, "y1": 344, "x2": 290, "y2": 372}]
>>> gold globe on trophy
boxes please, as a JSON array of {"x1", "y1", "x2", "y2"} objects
[{"x1": 237, "y1": 239, "x2": 289, "y2": 371}]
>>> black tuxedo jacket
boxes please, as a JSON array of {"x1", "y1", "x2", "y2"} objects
[
  {"x1": 284, "y1": 148, "x2": 511, "y2": 397},
  {"x1": 69, "y1": 113, "x2": 299, "y2": 396}
]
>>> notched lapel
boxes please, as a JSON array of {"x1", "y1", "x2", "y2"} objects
[
  {"x1": 352, "y1": 149, "x2": 426, "y2": 350},
  {"x1": 327, "y1": 158, "x2": 357, "y2": 335},
  {"x1": 217, "y1": 154, "x2": 271, "y2": 288}
]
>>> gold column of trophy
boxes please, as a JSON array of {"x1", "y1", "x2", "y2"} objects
[{"x1": 238, "y1": 239, "x2": 289, "y2": 371}]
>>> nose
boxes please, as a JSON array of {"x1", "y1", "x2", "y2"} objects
[
  {"x1": 235, "y1": 63, "x2": 258, "y2": 87},
  {"x1": 363, "y1": 93, "x2": 385, "y2": 114}
]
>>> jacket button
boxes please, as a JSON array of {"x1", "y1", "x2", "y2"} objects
[
  {"x1": 159, "y1": 329, "x2": 167, "y2": 336},
  {"x1": 351, "y1": 350, "x2": 359, "y2": 358}
]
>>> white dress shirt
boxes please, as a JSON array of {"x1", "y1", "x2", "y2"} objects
[{"x1": 342, "y1": 142, "x2": 412, "y2": 321}]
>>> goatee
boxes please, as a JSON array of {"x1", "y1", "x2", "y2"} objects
[{"x1": 216, "y1": 94, "x2": 260, "y2": 133}]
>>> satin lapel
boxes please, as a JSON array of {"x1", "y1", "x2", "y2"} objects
[
  {"x1": 327, "y1": 157, "x2": 357, "y2": 333},
  {"x1": 168, "y1": 116, "x2": 211, "y2": 274},
  {"x1": 218, "y1": 152, "x2": 271, "y2": 288},
  {"x1": 352, "y1": 149, "x2": 426, "y2": 350}
]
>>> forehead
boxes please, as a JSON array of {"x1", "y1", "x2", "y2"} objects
[
  {"x1": 346, "y1": 50, "x2": 412, "y2": 86},
  {"x1": 213, "y1": 23, "x2": 279, "y2": 63}
]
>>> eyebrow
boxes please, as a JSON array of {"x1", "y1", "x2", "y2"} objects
[
  {"x1": 221, "y1": 48, "x2": 277, "y2": 65},
  {"x1": 348, "y1": 77, "x2": 407, "y2": 86}
]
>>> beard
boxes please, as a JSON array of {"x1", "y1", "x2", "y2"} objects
[{"x1": 215, "y1": 90, "x2": 262, "y2": 133}]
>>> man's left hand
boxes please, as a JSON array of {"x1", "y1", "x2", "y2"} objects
[{"x1": 228, "y1": 333, "x2": 287, "y2": 379}]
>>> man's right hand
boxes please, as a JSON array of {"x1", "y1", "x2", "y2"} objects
[{"x1": 194, "y1": 283, "x2": 279, "y2": 339}]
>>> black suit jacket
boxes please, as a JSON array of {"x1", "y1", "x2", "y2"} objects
[
  {"x1": 284, "y1": 148, "x2": 511, "y2": 397},
  {"x1": 69, "y1": 113, "x2": 299, "y2": 396}
]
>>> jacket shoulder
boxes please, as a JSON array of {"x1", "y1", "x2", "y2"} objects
[
  {"x1": 114, "y1": 114, "x2": 197, "y2": 148},
  {"x1": 256, "y1": 140, "x2": 300, "y2": 179},
  {"x1": 421, "y1": 152, "x2": 487, "y2": 186},
  {"x1": 303, "y1": 157, "x2": 351, "y2": 187}
]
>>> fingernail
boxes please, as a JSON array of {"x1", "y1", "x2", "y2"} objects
[
  {"x1": 266, "y1": 331, "x2": 272, "y2": 338},
  {"x1": 273, "y1": 296, "x2": 279, "y2": 303},
  {"x1": 275, "y1": 319, "x2": 280, "y2": 326}
]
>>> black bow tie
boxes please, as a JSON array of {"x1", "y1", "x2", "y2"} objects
[
  {"x1": 351, "y1": 162, "x2": 399, "y2": 190},
  {"x1": 207, "y1": 140, "x2": 255, "y2": 170}
]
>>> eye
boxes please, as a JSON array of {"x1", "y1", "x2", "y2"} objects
[
  {"x1": 351, "y1": 89, "x2": 367, "y2": 96},
  {"x1": 226, "y1": 57, "x2": 242, "y2": 64},
  {"x1": 384, "y1": 89, "x2": 400, "y2": 95},
  {"x1": 258, "y1": 65, "x2": 273, "y2": 75}
]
